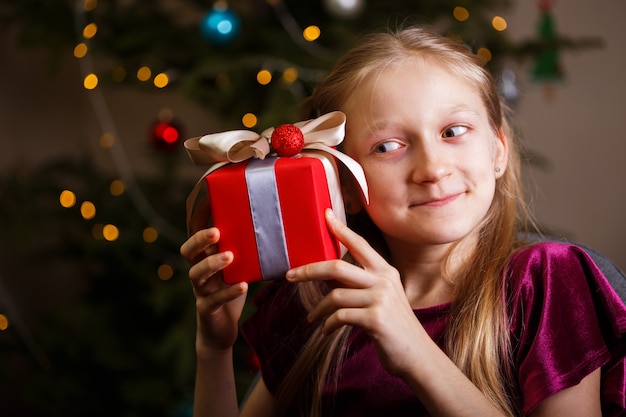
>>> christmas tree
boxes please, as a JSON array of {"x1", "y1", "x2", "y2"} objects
[{"x1": 0, "y1": 1, "x2": 601, "y2": 415}]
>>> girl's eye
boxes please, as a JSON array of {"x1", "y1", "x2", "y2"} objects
[
  {"x1": 442, "y1": 125, "x2": 468, "y2": 138},
  {"x1": 374, "y1": 141, "x2": 402, "y2": 153}
]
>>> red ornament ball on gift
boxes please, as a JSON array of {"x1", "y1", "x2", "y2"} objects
[{"x1": 271, "y1": 124, "x2": 304, "y2": 157}]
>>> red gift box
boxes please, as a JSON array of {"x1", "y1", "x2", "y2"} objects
[
  {"x1": 205, "y1": 152, "x2": 345, "y2": 284},
  {"x1": 184, "y1": 111, "x2": 369, "y2": 284}
]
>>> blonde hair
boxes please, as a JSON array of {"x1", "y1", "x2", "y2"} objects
[{"x1": 276, "y1": 26, "x2": 530, "y2": 417}]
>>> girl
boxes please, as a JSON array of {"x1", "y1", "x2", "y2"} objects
[{"x1": 180, "y1": 27, "x2": 626, "y2": 417}]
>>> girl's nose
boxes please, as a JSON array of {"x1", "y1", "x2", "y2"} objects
[{"x1": 410, "y1": 143, "x2": 451, "y2": 184}]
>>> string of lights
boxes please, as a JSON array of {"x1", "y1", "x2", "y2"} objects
[{"x1": 70, "y1": 0, "x2": 186, "y2": 245}]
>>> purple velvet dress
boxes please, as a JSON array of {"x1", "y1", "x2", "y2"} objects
[{"x1": 241, "y1": 242, "x2": 626, "y2": 416}]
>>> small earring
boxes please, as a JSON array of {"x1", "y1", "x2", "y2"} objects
[{"x1": 495, "y1": 167, "x2": 501, "y2": 173}]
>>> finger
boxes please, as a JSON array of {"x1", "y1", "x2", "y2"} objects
[
  {"x1": 307, "y1": 287, "x2": 373, "y2": 323},
  {"x1": 286, "y1": 258, "x2": 374, "y2": 289},
  {"x1": 324, "y1": 209, "x2": 387, "y2": 271},
  {"x1": 180, "y1": 227, "x2": 220, "y2": 266},
  {"x1": 189, "y1": 251, "x2": 233, "y2": 294},
  {"x1": 196, "y1": 281, "x2": 248, "y2": 314},
  {"x1": 321, "y1": 308, "x2": 370, "y2": 335}
]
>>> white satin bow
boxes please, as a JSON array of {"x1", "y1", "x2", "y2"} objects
[{"x1": 184, "y1": 111, "x2": 369, "y2": 232}]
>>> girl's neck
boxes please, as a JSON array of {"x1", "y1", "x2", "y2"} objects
[{"x1": 385, "y1": 236, "x2": 476, "y2": 309}]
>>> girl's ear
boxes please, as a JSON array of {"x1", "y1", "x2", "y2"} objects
[
  {"x1": 339, "y1": 164, "x2": 364, "y2": 214},
  {"x1": 494, "y1": 128, "x2": 509, "y2": 179}
]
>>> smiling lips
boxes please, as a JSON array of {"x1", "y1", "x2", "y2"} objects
[{"x1": 412, "y1": 192, "x2": 464, "y2": 207}]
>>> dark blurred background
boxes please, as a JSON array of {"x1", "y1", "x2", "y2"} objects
[{"x1": 0, "y1": 0, "x2": 623, "y2": 415}]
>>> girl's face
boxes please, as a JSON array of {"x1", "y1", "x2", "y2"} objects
[{"x1": 341, "y1": 56, "x2": 507, "y2": 251}]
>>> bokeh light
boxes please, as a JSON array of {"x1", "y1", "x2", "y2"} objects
[
  {"x1": 282, "y1": 67, "x2": 298, "y2": 84},
  {"x1": 492, "y1": 16, "x2": 508, "y2": 31},
  {"x1": 109, "y1": 179, "x2": 125, "y2": 196},
  {"x1": 103, "y1": 224, "x2": 119, "y2": 241},
  {"x1": 74, "y1": 43, "x2": 88, "y2": 58},
  {"x1": 256, "y1": 69, "x2": 272, "y2": 85},
  {"x1": 303, "y1": 25, "x2": 321, "y2": 41},
  {"x1": 0, "y1": 314, "x2": 8, "y2": 331},
  {"x1": 60, "y1": 190, "x2": 77, "y2": 208},
  {"x1": 80, "y1": 201, "x2": 96, "y2": 220},
  {"x1": 477, "y1": 47, "x2": 493, "y2": 63},
  {"x1": 83, "y1": 0, "x2": 97, "y2": 11},
  {"x1": 143, "y1": 227, "x2": 158, "y2": 243},
  {"x1": 100, "y1": 132, "x2": 115, "y2": 148},
  {"x1": 83, "y1": 23, "x2": 98, "y2": 39},
  {"x1": 158, "y1": 264, "x2": 174, "y2": 281},
  {"x1": 242, "y1": 113, "x2": 258, "y2": 128},
  {"x1": 137, "y1": 66, "x2": 152, "y2": 82},
  {"x1": 453, "y1": 6, "x2": 470, "y2": 22},
  {"x1": 84, "y1": 73, "x2": 98, "y2": 89},
  {"x1": 154, "y1": 73, "x2": 169, "y2": 88}
]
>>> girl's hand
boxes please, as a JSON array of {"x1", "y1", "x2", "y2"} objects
[
  {"x1": 180, "y1": 198, "x2": 248, "y2": 353},
  {"x1": 286, "y1": 209, "x2": 426, "y2": 378}
]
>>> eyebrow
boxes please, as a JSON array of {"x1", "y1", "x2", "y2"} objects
[
  {"x1": 444, "y1": 105, "x2": 482, "y2": 118},
  {"x1": 443, "y1": 104, "x2": 480, "y2": 116}
]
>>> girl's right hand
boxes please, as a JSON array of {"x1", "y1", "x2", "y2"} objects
[{"x1": 180, "y1": 225, "x2": 248, "y2": 353}]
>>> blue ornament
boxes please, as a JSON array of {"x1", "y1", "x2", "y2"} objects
[{"x1": 200, "y1": 6, "x2": 240, "y2": 44}]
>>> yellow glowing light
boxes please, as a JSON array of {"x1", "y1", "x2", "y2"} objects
[
  {"x1": 83, "y1": 23, "x2": 98, "y2": 39},
  {"x1": 143, "y1": 227, "x2": 158, "y2": 243},
  {"x1": 158, "y1": 264, "x2": 174, "y2": 281},
  {"x1": 84, "y1": 0, "x2": 97, "y2": 11},
  {"x1": 303, "y1": 25, "x2": 321, "y2": 42},
  {"x1": 154, "y1": 73, "x2": 169, "y2": 88},
  {"x1": 92, "y1": 223, "x2": 104, "y2": 240},
  {"x1": 453, "y1": 6, "x2": 470, "y2": 22},
  {"x1": 60, "y1": 190, "x2": 77, "y2": 208},
  {"x1": 256, "y1": 69, "x2": 272, "y2": 85},
  {"x1": 0, "y1": 314, "x2": 8, "y2": 331},
  {"x1": 492, "y1": 16, "x2": 508, "y2": 31},
  {"x1": 112, "y1": 67, "x2": 126, "y2": 82},
  {"x1": 137, "y1": 66, "x2": 152, "y2": 81},
  {"x1": 100, "y1": 132, "x2": 115, "y2": 148},
  {"x1": 282, "y1": 67, "x2": 298, "y2": 84},
  {"x1": 103, "y1": 224, "x2": 119, "y2": 241},
  {"x1": 242, "y1": 113, "x2": 258, "y2": 128},
  {"x1": 80, "y1": 201, "x2": 96, "y2": 220},
  {"x1": 109, "y1": 179, "x2": 125, "y2": 196},
  {"x1": 74, "y1": 43, "x2": 88, "y2": 58},
  {"x1": 477, "y1": 47, "x2": 493, "y2": 63},
  {"x1": 84, "y1": 73, "x2": 98, "y2": 90}
]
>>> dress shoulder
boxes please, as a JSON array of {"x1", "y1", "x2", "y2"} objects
[{"x1": 506, "y1": 242, "x2": 626, "y2": 416}]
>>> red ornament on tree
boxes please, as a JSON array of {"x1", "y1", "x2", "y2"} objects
[
  {"x1": 270, "y1": 123, "x2": 304, "y2": 157},
  {"x1": 148, "y1": 109, "x2": 184, "y2": 152}
]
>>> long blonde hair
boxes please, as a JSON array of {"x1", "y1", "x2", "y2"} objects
[{"x1": 276, "y1": 26, "x2": 529, "y2": 417}]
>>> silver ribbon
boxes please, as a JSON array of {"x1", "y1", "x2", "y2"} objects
[{"x1": 245, "y1": 158, "x2": 290, "y2": 280}]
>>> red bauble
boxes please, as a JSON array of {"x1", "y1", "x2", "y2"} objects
[
  {"x1": 270, "y1": 124, "x2": 304, "y2": 157},
  {"x1": 149, "y1": 119, "x2": 183, "y2": 152}
]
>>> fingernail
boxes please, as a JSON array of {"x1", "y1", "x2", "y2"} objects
[
  {"x1": 285, "y1": 269, "x2": 295, "y2": 280},
  {"x1": 325, "y1": 208, "x2": 335, "y2": 220}
]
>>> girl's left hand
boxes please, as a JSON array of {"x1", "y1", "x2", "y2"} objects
[{"x1": 285, "y1": 209, "x2": 427, "y2": 378}]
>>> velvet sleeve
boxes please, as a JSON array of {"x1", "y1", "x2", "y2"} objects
[{"x1": 507, "y1": 242, "x2": 626, "y2": 416}]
